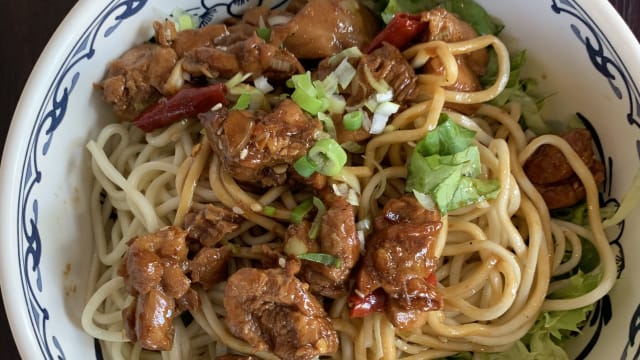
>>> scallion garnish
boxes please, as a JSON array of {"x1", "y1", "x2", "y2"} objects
[
  {"x1": 293, "y1": 155, "x2": 318, "y2": 178},
  {"x1": 343, "y1": 110, "x2": 363, "y2": 131},
  {"x1": 296, "y1": 253, "x2": 343, "y2": 268},
  {"x1": 308, "y1": 138, "x2": 348, "y2": 176},
  {"x1": 232, "y1": 93, "x2": 251, "y2": 110},
  {"x1": 308, "y1": 197, "x2": 326, "y2": 240},
  {"x1": 263, "y1": 205, "x2": 277, "y2": 217},
  {"x1": 256, "y1": 27, "x2": 272, "y2": 42},
  {"x1": 290, "y1": 199, "x2": 314, "y2": 224}
]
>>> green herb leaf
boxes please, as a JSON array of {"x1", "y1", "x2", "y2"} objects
[
  {"x1": 256, "y1": 27, "x2": 271, "y2": 42},
  {"x1": 379, "y1": 0, "x2": 503, "y2": 36},
  {"x1": 406, "y1": 117, "x2": 500, "y2": 213},
  {"x1": 296, "y1": 253, "x2": 343, "y2": 268}
]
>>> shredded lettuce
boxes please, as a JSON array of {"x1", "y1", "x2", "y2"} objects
[
  {"x1": 406, "y1": 115, "x2": 500, "y2": 213},
  {"x1": 378, "y1": 0, "x2": 502, "y2": 36},
  {"x1": 471, "y1": 271, "x2": 598, "y2": 360}
]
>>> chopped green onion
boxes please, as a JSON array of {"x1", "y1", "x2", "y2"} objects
[
  {"x1": 341, "y1": 141, "x2": 365, "y2": 154},
  {"x1": 263, "y1": 205, "x2": 277, "y2": 217},
  {"x1": 292, "y1": 88, "x2": 326, "y2": 115},
  {"x1": 254, "y1": 76, "x2": 274, "y2": 93},
  {"x1": 226, "y1": 72, "x2": 252, "y2": 88},
  {"x1": 232, "y1": 93, "x2": 251, "y2": 110},
  {"x1": 290, "y1": 199, "x2": 314, "y2": 224},
  {"x1": 328, "y1": 46, "x2": 363, "y2": 67},
  {"x1": 296, "y1": 253, "x2": 343, "y2": 268},
  {"x1": 317, "y1": 112, "x2": 337, "y2": 139},
  {"x1": 334, "y1": 58, "x2": 357, "y2": 89},
  {"x1": 308, "y1": 138, "x2": 348, "y2": 176},
  {"x1": 293, "y1": 155, "x2": 318, "y2": 178},
  {"x1": 308, "y1": 197, "x2": 326, "y2": 240},
  {"x1": 256, "y1": 27, "x2": 271, "y2": 42},
  {"x1": 288, "y1": 72, "x2": 330, "y2": 115},
  {"x1": 171, "y1": 8, "x2": 197, "y2": 31},
  {"x1": 328, "y1": 94, "x2": 346, "y2": 114},
  {"x1": 343, "y1": 110, "x2": 363, "y2": 131}
]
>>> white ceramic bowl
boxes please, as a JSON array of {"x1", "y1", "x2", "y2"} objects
[{"x1": 1, "y1": 0, "x2": 639, "y2": 359}]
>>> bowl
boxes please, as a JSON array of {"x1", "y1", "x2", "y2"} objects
[{"x1": 1, "y1": 0, "x2": 639, "y2": 359}]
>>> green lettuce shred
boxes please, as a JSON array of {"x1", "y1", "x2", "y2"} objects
[
  {"x1": 378, "y1": 0, "x2": 502, "y2": 36},
  {"x1": 406, "y1": 115, "x2": 500, "y2": 213}
]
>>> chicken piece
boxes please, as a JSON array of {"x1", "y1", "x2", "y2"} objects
[
  {"x1": 285, "y1": 192, "x2": 360, "y2": 298},
  {"x1": 355, "y1": 195, "x2": 443, "y2": 330},
  {"x1": 118, "y1": 226, "x2": 190, "y2": 350},
  {"x1": 422, "y1": 8, "x2": 489, "y2": 114},
  {"x1": 182, "y1": 34, "x2": 303, "y2": 80},
  {"x1": 189, "y1": 247, "x2": 232, "y2": 289},
  {"x1": 153, "y1": 20, "x2": 228, "y2": 57},
  {"x1": 279, "y1": 0, "x2": 378, "y2": 59},
  {"x1": 201, "y1": 99, "x2": 322, "y2": 187},
  {"x1": 184, "y1": 204, "x2": 242, "y2": 247},
  {"x1": 224, "y1": 268, "x2": 339, "y2": 360},
  {"x1": 524, "y1": 128, "x2": 605, "y2": 209},
  {"x1": 347, "y1": 43, "x2": 418, "y2": 107},
  {"x1": 524, "y1": 128, "x2": 596, "y2": 184},
  {"x1": 100, "y1": 43, "x2": 178, "y2": 120}
]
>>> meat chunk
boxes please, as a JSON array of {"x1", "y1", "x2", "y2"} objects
[
  {"x1": 279, "y1": 0, "x2": 378, "y2": 59},
  {"x1": 182, "y1": 34, "x2": 303, "y2": 80},
  {"x1": 346, "y1": 43, "x2": 418, "y2": 107},
  {"x1": 285, "y1": 192, "x2": 360, "y2": 298},
  {"x1": 355, "y1": 195, "x2": 443, "y2": 330},
  {"x1": 189, "y1": 247, "x2": 232, "y2": 289},
  {"x1": 134, "y1": 289, "x2": 176, "y2": 351},
  {"x1": 524, "y1": 128, "x2": 605, "y2": 209},
  {"x1": 184, "y1": 204, "x2": 242, "y2": 247},
  {"x1": 422, "y1": 8, "x2": 489, "y2": 114},
  {"x1": 201, "y1": 99, "x2": 322, "y2": 187},
  {"x1": 224, "y1": 268, "x2": 339, "y2": 360},
  {"x1": 101, "y1": 43, "x2": 178, "y2": 120},
  {"x1": 118, "y1": 226, "x2": 190, "y2": 350}
]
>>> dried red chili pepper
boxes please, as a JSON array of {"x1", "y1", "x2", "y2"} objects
[
  {"x1": 348, "y1": 289, "x2": 386, "y2": 318},
  {"x1": 365, "y1": 13, "x2": 427, "y2": 53},
  {"x1": 133, "y1": 83, "x2": 228, "y2": 132}
]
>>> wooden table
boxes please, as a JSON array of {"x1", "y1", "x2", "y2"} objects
[{"x1": 0, "y1": 0, "x2": 637, "y2": 358}]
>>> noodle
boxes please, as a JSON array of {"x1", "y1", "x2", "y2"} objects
[{"x1": 81, "y1": 8, "x2": 617, "y2": 360}]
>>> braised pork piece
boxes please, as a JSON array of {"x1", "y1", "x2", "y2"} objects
[
  {"x1": 284, "y1": 191, "x2": 360, "y2": 298},
  {"x1": 201, "y1": 99, "x2": 323, "y2": 187},
  {"x1": 355, "y1": 195, "x2": 443, "y2": 330},
  {"x1": 224, "y1": 267, "x2": 339, "y2": 360},
  {"x1": 524, "y1": 128, "x2": 605, "y2": 209}
]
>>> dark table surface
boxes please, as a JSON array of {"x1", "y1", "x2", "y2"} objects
[{"x1": 0, "y1": 0, "x2": 638, "y2": 358}]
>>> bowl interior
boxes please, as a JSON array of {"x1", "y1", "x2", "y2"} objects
[{"x1": 2, "y1": 0, "x2": 639, "y2": 359}]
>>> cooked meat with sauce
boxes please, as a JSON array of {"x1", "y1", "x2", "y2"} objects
[
  {"x1": 423, "y1": 8, "x2": 489, "y2": 113},
  {"x1": 355, "y1": 195, "x2": 443, "y2": 330},
  {"x1": 118, "y1": 226, "x2": 191, "y2": 350},
  {"x1": 184, "y1": 203, "x2": 242, "y2": 247},
  {"x1": 182, "y1": 33, "x2": 304, "y2": 80},
  {"x1": 524, "y1": 128, "x2": 605, "y2": 209},
  {"x1": 347, "y1": 43, "x2": 418, "y2": 107},
  {"x1": 285, "y1": 191, "x2": 360, "y2": 298},
  {"x1": 224, "y1": 267, "x2": 339, "y2": 360},
  {"x1": 188, "y1": 246, "x2": 232, "y2": 289},
  {"x1": 201, "y1": 99, "x2": 322, "y2": 187},
  {"x1": 101, "y1": 43, "x2": 178, "y2": 119},
  {"x1": 277, "y1": 0, "x2": 377, "y2": 59}
]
